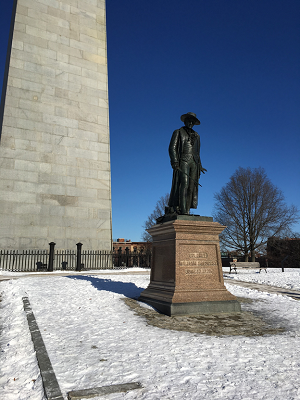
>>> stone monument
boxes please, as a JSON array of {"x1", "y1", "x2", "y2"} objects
[
  {"x1": 0, "y1": 0, "x2": 112, "y2": 250},
  {"x1": 139, "y1": 113, "x2": 241, "y2": 315}
]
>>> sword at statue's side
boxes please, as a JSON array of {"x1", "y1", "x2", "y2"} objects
[{"x1": 178, "y1": 167, "x2": 207, "y2": 187}]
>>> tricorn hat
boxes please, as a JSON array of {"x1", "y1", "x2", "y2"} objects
[{"x1": 180, "y1": 112, "x2": 200, "y2": 125}]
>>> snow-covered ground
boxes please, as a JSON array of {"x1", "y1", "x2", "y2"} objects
[
  {"x1": 224, "y1": 268, "x2": 300, "y2": 291},
  {"x1": 0, "y1": 267, "x2": 148, "y2": 277},
  {"x1": 1, "y1": 270, "x2": 300, "y2": 400}
]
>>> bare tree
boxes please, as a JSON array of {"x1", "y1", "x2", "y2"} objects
[
  {"x1": 213, "y1": 167, "x2": 299, "y2": 261},
  {"x1": 142, "y1": 194, "x2": 170, "y2": 241}
]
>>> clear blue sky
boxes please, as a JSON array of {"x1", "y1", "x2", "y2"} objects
[{"x1": 1, "y1": 0, "x2": 300, "y2": 241}]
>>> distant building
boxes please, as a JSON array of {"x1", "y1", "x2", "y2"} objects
[
  {"x1": 113, "y1": 238, "x2": 151, "y2": 253},
  {"x1": 112, "y1": 239, "x2": 151, "y2": 269},
  {"x1": 267, "y1": 237, "x2": 300, "y2": 268}
]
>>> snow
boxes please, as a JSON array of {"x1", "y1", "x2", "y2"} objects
[
  {"x1": 224, "y1": 268, "x2": 300, "y2": 291},
  {"x1": 1, "y1": 269, "x2": 300, "y2": 399},
  {"x1": 0, "y1": 267, "x2": 149, "y2": 277},
  {"x1": 0, "y1": 281, "x2": 45, "y2": 400}
]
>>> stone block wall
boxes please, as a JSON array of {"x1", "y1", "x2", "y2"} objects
[{"x1": 0, "y1": 0, "x2": 112, "y2": 250}]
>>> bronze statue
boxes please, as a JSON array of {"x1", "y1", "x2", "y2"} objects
[{"x1": 167, "y1": 112, "x2": 206, "y2": 215}]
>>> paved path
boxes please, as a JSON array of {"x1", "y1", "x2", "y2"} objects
[{"x1": 224, "y1": 278, "x2": 300, "y2": 300}]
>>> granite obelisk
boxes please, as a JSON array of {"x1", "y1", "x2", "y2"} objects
[{"x1": 0, "y1": 0, "x2": 112, "y2": 250}]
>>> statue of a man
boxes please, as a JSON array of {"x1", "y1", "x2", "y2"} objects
[{"x1": 167, "y1": 112, "x2": 206, "y2": 215}]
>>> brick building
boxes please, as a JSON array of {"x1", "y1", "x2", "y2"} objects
[{"x1": 113, "y1": 239, "x2": 151, "y2": 253}]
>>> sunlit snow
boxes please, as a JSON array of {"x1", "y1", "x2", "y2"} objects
[{"x1": 1, "y1": 269, "x2": 300, "y2": 399}]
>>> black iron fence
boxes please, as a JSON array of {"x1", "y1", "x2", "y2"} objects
[
  {"x1": 0, "y1": 249, "x2": 50, "y2": 272},
  {"x1": 0, "y1": 242, "x2": 151, "y2": 272}
]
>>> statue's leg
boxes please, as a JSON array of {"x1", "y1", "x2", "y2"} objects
[
  {"x1": 186, "y1": 162, "x2": 197, "y2": 213},
  {"x1": 179, "y1": 161, "x2": 189, "y2": 214}
]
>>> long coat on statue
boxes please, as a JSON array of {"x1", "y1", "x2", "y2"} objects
[{"x1": 168, "y1": 127, "x2": 202, "y2": 213}]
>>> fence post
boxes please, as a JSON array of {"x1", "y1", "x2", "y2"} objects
[
  {"x1": 133, "y1": 248, "x2": 137, "y2": 267},
  {"x1": 48, "y1": 242, "x2": 56, "y2": 272},
  {"x1": 281, "y1": 255, "x2": 289, "y2": 272},
  {"x1": 117, "y1": 247, "x2": 122, "y2": 268},
  {"x1": 125, "y1": 247, "x2": 130, "y2": 268},
  {"x1": 146, "y1": 249, "x2": 151, "y2": 269},
  {"x1": 76, "y1": 242, "x2": 83, "y2": 271}
]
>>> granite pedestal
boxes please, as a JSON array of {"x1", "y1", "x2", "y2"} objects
[{"x1": 139, "y1": 216, "x2": 241, "y2": 316}]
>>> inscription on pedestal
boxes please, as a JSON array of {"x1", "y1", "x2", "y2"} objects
[
  {"x1": 179, "y1": 260, "x2": 217, "y2": 266},
  {"x1": 189, "y1": 252, "x2": 208, "y2": 258},
  {"x1": 185, "y1": 268, "x2": 212, "y2": 275},
  {"x1": 177, "y1": 243, "x2": 221, "y2": 287}
]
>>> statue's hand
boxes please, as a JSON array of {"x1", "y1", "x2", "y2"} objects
[
  {"x1": 201, "y1": 167, "x2": 207, "y2": 174},
  {"x1": 172, "y1": 162, "x2": 179, "y2": 170}
]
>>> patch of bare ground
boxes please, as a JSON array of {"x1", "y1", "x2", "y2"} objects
[{"x1": 123, "y1": 297, "x2": 285, "y2": 337}]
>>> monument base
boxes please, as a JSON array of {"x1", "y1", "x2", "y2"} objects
[
  {"x1": 139, "y1": 217, "x2": 241, "y2": 316},
  {"x1": 138, "y1": 297, "x2": 241, "y2": 316}
]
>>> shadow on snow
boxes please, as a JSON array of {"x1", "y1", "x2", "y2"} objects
[{"x1": 67, "y1": 275, "x2": 144, "y2": 298}]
